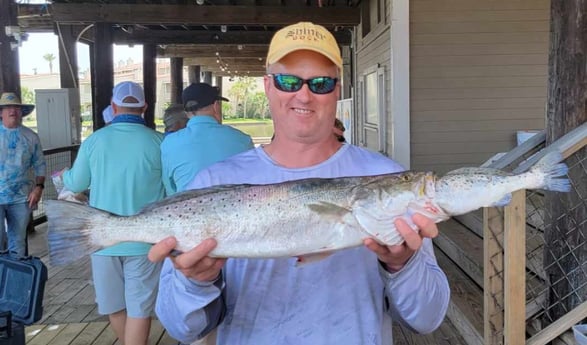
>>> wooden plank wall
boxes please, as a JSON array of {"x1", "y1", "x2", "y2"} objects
[
  {"x1": 355, "y1": 2, "x2": 391, "y2": 151},
  {"x1": 410, "y1": 0, "x2": 550, "y2": 174}
]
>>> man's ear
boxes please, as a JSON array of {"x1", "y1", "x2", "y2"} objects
[{"x1": 213, "y1": 101, "x2": 222, "y2": 122}]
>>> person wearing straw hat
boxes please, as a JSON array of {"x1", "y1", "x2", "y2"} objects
[
  {"x1": 0, "y1": 92, "x2": 46, "y2": 257},
  {"x1": 150, "y1": 22, "x2": 449, "y2": 345}
]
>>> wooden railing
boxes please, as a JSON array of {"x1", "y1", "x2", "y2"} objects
[{"x1": 481, "y1": 122, "x2": 587, "y2": 345}]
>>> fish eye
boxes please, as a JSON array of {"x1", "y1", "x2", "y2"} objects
[{"x1": 401, "y1": 174, "x2": 411, "y2": 182}]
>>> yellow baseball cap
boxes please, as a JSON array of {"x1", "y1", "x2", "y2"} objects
[{"x1": 266, "y1": 22, "x2": 342, "y2": 70}]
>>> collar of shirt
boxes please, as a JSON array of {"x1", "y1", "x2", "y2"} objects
[
  {"x1": 111, "y1": 114, "x2": 146, "y2": 125},
  {"x1": 187, "y1": 115, "x2": 218, "y2": 126}
]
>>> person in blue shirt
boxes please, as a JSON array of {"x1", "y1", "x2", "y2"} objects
[
  {"x1": 0, "y1": 92, "x2": 46, "y2": 257},
  {"x1": 62, "y1": 81, "x2": 165, "y2": 345},
  {"x1": 149, "y1": 22, "x2": 450, "y2": 345},
  {"x1": 160, "y1": 83, "x2": 253, "y2": 195}
]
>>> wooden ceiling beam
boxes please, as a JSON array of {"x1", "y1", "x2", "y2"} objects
[
  {"x1": 158, "y1": 45, "x2": 268, "y2": 58},
  {"x1": 114, "y1": 29, "x2": 351, "y2": 45},
  {"x1": 185, "y1": 57, "x2": 266, "y2": 67},
  {"x1": 114, "y1": 30, "x2": 274, "y2": 45},
  {"x1": 203, "y1": 69, "x2": 267, "y2": 77},
  {"x1": 52, "y1": 4, "x2": 360, "y2": 26}
]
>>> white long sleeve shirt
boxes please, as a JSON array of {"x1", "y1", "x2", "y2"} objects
[{"x1": 156, "y1": 144, "x2": 450, "y2": 345}]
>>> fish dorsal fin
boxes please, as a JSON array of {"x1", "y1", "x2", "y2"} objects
[
  {"x1": 445, "y1": 167, "x2": 513, "y2": 176},
  {"x1": 139, "y1": 184, "x2": 253, "y2": 214}
]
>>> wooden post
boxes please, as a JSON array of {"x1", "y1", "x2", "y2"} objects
[
  {"x1": 202, "y1": 71, "x2": 212, "y2": 84},
  {"x1": 544, "y1": 0, "x2": 587, "y2": 322},
  {"x1": 92, "y1": 23, "x2": 114, "y2": 130},
  {"x1": 170, "y1": 57, "x2": 183, "y2": 104},
  {"x1": 484, "y1": 207, "x2": 504, "y2": 345},
  {"x1": 57, "y1": 24, "x2": 79, "y2": 89},
  {"x1": 0, "y1": 0, "x2": 20, "y2": 94},
  {"x1": 143, "y1": 44, "x2": 156, "y2": 129},
  {"x1": 503, "y1": 191, "x2": 526, "y2": 345},
  {"x1": 341, "y1": 46, "x2": 352, "y2": 99},
  {"x1": 188, "y1": 65, "x2": 200, "y2": 84}
]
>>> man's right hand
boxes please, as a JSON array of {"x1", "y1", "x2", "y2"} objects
[{"x1": 148, "y1": 237, "x2": 226, "y2": 282}]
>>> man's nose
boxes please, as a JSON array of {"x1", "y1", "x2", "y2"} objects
[{"x1": 294, "y1": 84, "x2": 313, "y2": 102}]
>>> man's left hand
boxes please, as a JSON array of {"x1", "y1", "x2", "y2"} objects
[
  {"x1": 27, "y1": 187, "x2": 43, "y2": 209},
  {"x1": 364, "y1": 213, "x2": 438, "y2": 272}
]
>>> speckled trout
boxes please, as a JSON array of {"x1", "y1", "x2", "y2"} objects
[{"x1": 45, "y1": 151, "x2": 570, "y2": 265}]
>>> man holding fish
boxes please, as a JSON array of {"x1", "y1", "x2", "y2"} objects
[{"x1": 149, "y1": 22, "x2": 450, "y2": 344}]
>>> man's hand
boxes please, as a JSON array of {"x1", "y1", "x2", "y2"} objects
[
  {"x1": 364, "y1": 213, "x2": 438, "y2": 272},
  {"x1": 148, "y1": 237, "x2": 226, "y2": 282},
  {"x1": 27, "y1": 187, "x2": 43, "y2": 209}
]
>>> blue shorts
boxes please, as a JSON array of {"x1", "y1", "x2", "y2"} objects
[{"x1": 91, "y1": 254, "x2": 162, "y2": 318}]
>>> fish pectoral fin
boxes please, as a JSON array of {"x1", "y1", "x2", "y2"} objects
[
  {"x1": 307, "y1": 202, "x2": 351, "y2": 220},
  {"x1": 295, "y1": 251, "x2": 335, "y2": 266},
  {"x1": 490, "y1": 193, "x2": 512, "y2": 207}
]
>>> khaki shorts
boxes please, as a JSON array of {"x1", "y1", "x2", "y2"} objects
[{"x1": 91, "y1": 254, "x2": 162, "y2": 318}]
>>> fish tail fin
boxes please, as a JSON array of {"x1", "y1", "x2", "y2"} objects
[
  {"x1": 530, "y1": 151, "x2": 571, "y2": 192},
  {"x1": 45, "y1": 200, "x2": 108, "y2": 266}
]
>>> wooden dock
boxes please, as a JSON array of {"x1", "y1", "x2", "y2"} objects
[{"x1": 23, "y1": 222, "x2": 467, "y2": 344}]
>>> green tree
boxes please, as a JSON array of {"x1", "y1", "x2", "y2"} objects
[
  {"x1": 247, "y1": 91, "x2": 269, "y2": 119},
  {"x1": 43, "y1": 53, "x2": 56, "y2": 74},
  {"x1": 228, "y1": 77, "x2": 256, "y2": 118},
  {"x1": 222, "y1": 102, "x2": 234, "y2": 119},
  {"x1": 20, "y1": 86, "x2": 34, "y2": 105}
]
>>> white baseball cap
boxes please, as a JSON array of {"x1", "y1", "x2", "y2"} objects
[
  {"x1": 112, "y1": 81, "x2": 145, "y2": 108},
  {"x1": 102, "y1": 105, "x2": 114, "y2": 123}
]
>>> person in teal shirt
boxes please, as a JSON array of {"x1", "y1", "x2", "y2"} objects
[
  {"x1": 161, "y1": 83, "x2": 253, "y2": 195},
  {"x1": 62, "y1": 81, "x2": 165, "y2": 345}
]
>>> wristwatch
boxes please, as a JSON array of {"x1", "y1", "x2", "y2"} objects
[{"x1": 35, "y1": 183, "x2": 45, "y2": 189}]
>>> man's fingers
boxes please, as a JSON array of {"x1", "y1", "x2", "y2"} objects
[
  {"x1": 413, "y1": 213, "x2": 439, "y2": 238},
  {"x1": 148, "y1": 236, "x2": 177, "y2": 262},
  {"x1": 183, "y1": 257, "x2": 226, "y2": 282},
  {"x1": 394, "y1": 218, "x2": 422, "y2": 250},
  {"x1": 363, "y1": 238, "x2": 389, "y2": 256},
  {"x1": 173, "y1": 238, "x2": 218, "y2": 268}
]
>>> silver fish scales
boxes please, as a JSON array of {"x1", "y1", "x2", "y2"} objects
[{"x1": 45, "y1": 151, "x2": 570, "y2": 265}]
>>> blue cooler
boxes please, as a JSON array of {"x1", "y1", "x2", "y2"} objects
[{"x1": 0, "y1": 253, "x2": 48, "y2": 345}]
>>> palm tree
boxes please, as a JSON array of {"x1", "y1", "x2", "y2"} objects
[{"x1": 42, "y1": 53, "x2": 56, "y2": 74}]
